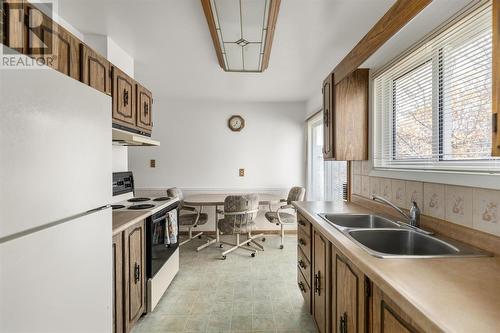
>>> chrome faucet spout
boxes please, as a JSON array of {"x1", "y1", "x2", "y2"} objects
[{"x1": 371, "y1": 195, "x2": 420, "y2": 228}]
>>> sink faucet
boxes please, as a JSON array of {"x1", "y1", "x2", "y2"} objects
[{"x1": 372, "y1": 195, "x2": 421, "y2": 228}]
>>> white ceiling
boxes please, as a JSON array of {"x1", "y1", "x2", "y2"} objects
[{"x1": 57, "y1": 0, "x2": 395, "y2": 102}]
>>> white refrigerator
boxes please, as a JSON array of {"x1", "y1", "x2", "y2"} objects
[{"x1": 0, "y1": 64, "x2": 113, "y2": 332}]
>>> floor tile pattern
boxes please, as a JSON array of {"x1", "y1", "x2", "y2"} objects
[{"x1": 133, "y1": 235, "x2": 317, "y2": 333}]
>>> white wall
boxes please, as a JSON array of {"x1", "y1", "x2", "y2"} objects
[
  {"x1": 128, "y1": 99, "x2": 306, "y2": 190},
  {"x1": 128, "y1": 99, "x2": 306, "y2": 231}
]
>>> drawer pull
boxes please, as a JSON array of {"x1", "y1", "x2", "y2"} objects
[
  {"x1": 298, "y1": 260, "x2": 307, "y2": 269},
  {"x1": 298, "y1": 281, "x2": 306, "y2": 293},
  {"x1": 340, "y1": 312, "x2": 347, "y2": 333},
  {"x1": 299, "y1": 238, "x2": 306, "y2": 246},
  {"x1": 314, "y1": 271, "x2": 321, "y2": 295}
]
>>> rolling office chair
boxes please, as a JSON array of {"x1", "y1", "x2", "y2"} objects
[
  {"x1": 265, "y1": 186, "x2": 306, "y2": 249},
  {"x1": 167, "y1": 188, "x2": 208, "y2": 248},
  {"x1": 216, "y1": 194, "x2": 262, "y2": 260}
]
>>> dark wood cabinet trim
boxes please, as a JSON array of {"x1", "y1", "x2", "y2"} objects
[
  {"x1": 333, "y1": 0, "x2": 432, "y2": 84},
  {"x1": 493, "y1": 0, "x2": 500, "y2": 156}
]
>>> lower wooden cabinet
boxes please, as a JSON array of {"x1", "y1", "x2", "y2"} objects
[
  {"x1": 112, "y1": 233, "x2": 124, "y2": 333},
  {"x1": 124, "y1": 221, "x2": 146, "y2": 332},
  {"x1": 300, "y1": 222, "x2": 420, "y2": 333},
  {"x1": 312, "y1": 230, "x2": 330, "y2": 333},
  {"x1": 332, "y1": 248, "x2": 367, "y2": 333},
  {"x1": 113, "y1": 220, "x2": 146, "y2": 333},
  {"x1": 372, "y1": 285, "x2": 421, "y2": 333}
]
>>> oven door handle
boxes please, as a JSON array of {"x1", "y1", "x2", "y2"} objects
[{"x1": 152, "y1": 215, "x2": 168, "y2": 224}]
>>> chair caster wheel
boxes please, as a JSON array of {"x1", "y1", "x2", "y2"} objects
[
  {"x1": 221, "y1": 255, "x2": 226, "y2": 260},
  {"x1": 262, "y1": 237, "x2": 266, "y2": 242},
  {"x1": 219, "y1": 244, "x2": 224, "y2": 248},
  {"x1": 279, "y1": 245, "x2": 284, "y2": 249},
  {"x1": 251, "y1": 253, "x2": 256, "y2": 257}
]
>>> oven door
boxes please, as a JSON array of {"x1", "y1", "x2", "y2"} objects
[{"x1": 146, "y1": 208, "x2": 179, "y2": 278}]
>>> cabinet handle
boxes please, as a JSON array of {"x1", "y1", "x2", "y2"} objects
[
  {"x1": 134, "y1": 262, "x2": 140, "y2": 284},
  {"x1": 298, "y1": 259, "x2": 306, "y2": 269},
  {"x1": 340, "y1": 312, "x2": 347, "y2": 333},
  {"x1": 299, "y1": 238, "x2": 306, "y2": 246},
  {"x1": 324, "y1": 109, "x2": 329, "y2": 126},
  {"x1": 314, "y1": 271, "x2": 321, "y2": 295},
  {"x1": 298, "y1": 281, "x2": 306, "y2": 293},
  {"x1": 144, "y1": 102, "x2": 149, "y2": 115},
  {"x1": 123, "y1": 89, "x2": 129, "y2": 107}
]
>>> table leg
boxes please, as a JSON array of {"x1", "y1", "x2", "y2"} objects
[{"x1": 196, "y1": 204, "x2": 218, "y2": 252}]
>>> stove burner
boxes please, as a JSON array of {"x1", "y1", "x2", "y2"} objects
[
  {"x1": 111, "y1": 205, "x2": 125, "y2": 210},
  {"x1": 128, "y1": 197, "x2": 150, "y2": 202},
  {"x1": 128, "y1": 204, "x2": 155, "y2": 210},
  {"x1": 153, "y1": 197, "x2": 171, "y2": 202}
]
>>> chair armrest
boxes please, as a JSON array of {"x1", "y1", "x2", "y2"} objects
[
  {"x1": 220, "y1": 209, "x2": 259, "y2": 216},
  {"x1": 278, "y1": 204, "x2": 294, "y2": 211}
]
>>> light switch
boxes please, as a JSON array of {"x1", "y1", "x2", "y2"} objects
[
  {"x1": 150, "y1": 159, "x2": 156, "y2": 168},
  {"x1": 239, "y1": 168, "x2": 245, "y2": 177}
]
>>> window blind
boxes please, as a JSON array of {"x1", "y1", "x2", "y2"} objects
[{"x1": 373, "y1": 0, "x2": 499, "y2": 173}]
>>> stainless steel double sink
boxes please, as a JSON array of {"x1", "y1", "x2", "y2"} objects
[{"x1": 318, "y1": 214, "x2": 488, "y2": 258}]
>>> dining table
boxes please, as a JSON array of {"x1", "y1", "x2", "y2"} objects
[{"x1": 183, "y1": 193, "x2": 283, "y2": 251}]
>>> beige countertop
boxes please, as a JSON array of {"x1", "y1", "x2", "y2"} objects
[
  {"x1": 293, "y1": 201, "x2": 500, "y2": 333},
  {"x1": 112, "y1": 210, "x2": 151, "y2": 235}
]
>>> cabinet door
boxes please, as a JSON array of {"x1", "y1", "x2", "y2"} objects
[
  {"x1": 136, "y1": 83, "x2": 153, "y2": 133},
  {"x1": 124, "y1": 222, "x2": 145, "y2": 332},
  {"x1": 112, "y1": 66, "x2": 136, "y2": 128},
  {"x1": 313, "y1": 230, "x2": 330, "y2": 333},
  {"x1": 322, "y1": 73, "x2": 335, "y2": 160},
  {"x1": 334, "y1": 253, "x2": 366, "y2": 333},
  {"x1": 80, "y1": 44, "x2": 111, "y2": 95},
  {"x1": 334, "y1": 69, "x2": 369, "y2": 161},
  {"x1": 372, "y1": 285, "x2": 421, "y2": 333},
  {"x1": 113, "y1": 233, "x2": 124, "y2": 333},
  {"x1": 2, "y1": 0, "x2": 26, "y2": 53},
  {"x1": 26, "y1": 5, "x2": 80, "y2": 80}
]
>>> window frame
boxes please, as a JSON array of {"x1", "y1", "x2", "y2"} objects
[{"x1": 370, "y1": 0, "x2": 500, "y2": 189}]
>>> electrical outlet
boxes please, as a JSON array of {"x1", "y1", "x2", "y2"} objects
[
  {"x1": 150, "y1": 159, "x2": 156, "y2": 168},
  {"x1": 239, "y1": 168, "x2": 245, "y2": 177}
]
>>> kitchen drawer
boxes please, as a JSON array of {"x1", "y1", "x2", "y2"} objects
[
  {"x1": 297, "y1": 246, "x2": 311, "y2": 287},
  {"x1": 298, "y1": 225, "x2": 311, "y2": 261},
  {"x1": 297, "y1": 268, "x2": 311, "y2": 312},
  {"x1": 297, "y1": 214, "x2": 311, "y2": 237}
]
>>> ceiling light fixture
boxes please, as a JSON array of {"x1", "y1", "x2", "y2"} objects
[{"x1": 201, "y1": 0, "x2": 281, "y2": 73}]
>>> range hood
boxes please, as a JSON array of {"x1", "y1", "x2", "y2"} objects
[{"x1": 112, "y1": 128, "x2": 160, "y2": 146}]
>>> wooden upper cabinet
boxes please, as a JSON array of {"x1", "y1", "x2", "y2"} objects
[
  {"x1": 124, "y1": 221, "x2": 145, "y2": 332},
  {"x1": 312, "y1": 230, "x2": 330, "y2": 333},
  {"x1": 80, "y1": 43, "x2": 111, "y2": 95},
  {"x1": 112, "y1": 233, "x2": 124, "y2": 333},
  {"x1": 26, "y1": 4, "x2": 80, "y2": 80},
  {"x1": 2, "y1": 0, "x2": 26, "y2": 53},
  {"x1": 112, "y1": 66, "x2": 136, "y2": 128},
  {"x1": 136, "y1": 83, "x2": 153, "y2": 134},
  {"x1": 372, "y1": 285, "x2": 422, "y2": 333},
  {"x1": 333, "y1": 250, "x2": 366, "y2": 333},
  {"x1": 322, "y1": 73, "x2": 335, "y2": 160},
  {"x1": 334, "y1": 68, "x2": 369, "y2": 161}
]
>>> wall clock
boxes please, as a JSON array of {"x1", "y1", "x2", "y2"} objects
[{"x1": 228, "y1": 115, "x2": 245, "y2": 132}]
